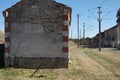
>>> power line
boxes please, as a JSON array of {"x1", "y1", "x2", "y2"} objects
[
  {"x1": 85, "y1": 25, "x2": 94, "y2": 30},
  {"x1": 88, "y1": 5, "x2": 111, "y2": 51},
  {"x1": 90, "y1": 0, "x2": 107, "y2": 10},
  {"x1": 90, "y1": 0, "x2": 98, "y2": 9},
  {"x1": 88, "y1": 9, "x2": 98, "y2": 19},
  {"x1": 102, "y1": 11, "x2": 111, "y2": 19},
  {"x1": 88, "y1": 0, "x2": 108, "y2": 20},
  {"x1": 87, "y1": 0, "x2": 111, "y2": 51},
  {"x1": 99, "y1": 0, "x2": 107, "y2": 7},
  {"x1": 88, "y1": 16, "x2": 97, "y2": 20}
]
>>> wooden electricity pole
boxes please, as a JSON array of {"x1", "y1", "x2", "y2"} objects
[
  {"x1": 88, "y1": 4, "x2": 110, "y2": 51},
  {"x1": 77, "y1": 14, "x2": 80, "y2": 48},
  {"x1": 98, "y1": 6, "x2": 102, "y2": 51},
  {"x1": 83, "y1": 23, "x2": 85, "y2": 48},
  {"x1": 71, "y1": 30, "x2": 72, "y2": 40},
  {"x1": 80, "y1": 29, "x2": 81, "y2": 45}
]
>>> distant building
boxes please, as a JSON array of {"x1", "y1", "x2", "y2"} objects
[
  {"x1": 117, "y1": 17, "x2": 120, "y2": 49},
  {"x1": 104, "y1": 25, "x2": 117, "y2": 48},
  {"x1": 84, "y1": 37, "x2": 92, "y2": 48},
  {"x1": 91, "y1": 34, "x2": 99, "y2": 48},
  {"x1": 3, "y1": 0, "x2": 72, "y2": 68},
  {"x1": 90, "y1": 25, "x2": 119, "y2": 48}
]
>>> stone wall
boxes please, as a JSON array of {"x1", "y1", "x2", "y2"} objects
[
  {"x1": 10, "y1": 22, "x2": 64, "y2": 58},
  {"x1": 104, "y1": 26, "x2": 117, "y2": 47},
  {"x1": 3, "y1": 0, "x2": 71, "y2": 68},
  {"x1": 12, "y1": 57, "x2": 68, "y2": 69},
  {"x1": 117, "y1": 23, "x2": 120, "y2": 49}
]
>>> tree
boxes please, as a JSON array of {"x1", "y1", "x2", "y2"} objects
[
  {"x1": 116, "y1": 8, "x2": 120, "y2": 23},
  {"x1": 116, "y1": 8, "x2": 120, "y2": 18}
]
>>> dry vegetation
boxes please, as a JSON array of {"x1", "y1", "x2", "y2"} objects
[{"x1": 0, "y1": 41, "x2": 120, "y2": 80}]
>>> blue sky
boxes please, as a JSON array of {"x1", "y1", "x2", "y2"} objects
[{"x1": 0, "y1": 0, "x2": 120, "y2": 38}]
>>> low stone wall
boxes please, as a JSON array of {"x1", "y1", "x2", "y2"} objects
[{"x1": 11, "y1": 57, "x2": 68, "y2": 69}]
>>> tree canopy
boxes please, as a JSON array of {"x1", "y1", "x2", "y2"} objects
[
  {"x1": 116, "y1": 8, "x2": 120, "y2": 23},
  {"x1": 117, "y1": 8, "x2": 120, "y2": 18}
]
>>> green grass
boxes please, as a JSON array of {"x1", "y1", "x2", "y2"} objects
[
  {"x1": 84, "y1": 49, "x2": 120, "y2": 67},
  {"x1": 0, "y1": 68, "x2": 59, "y2": 80},
  {"x1": 65, "y1": 69, "x2": 87, "y2": 79},
  {"x1": 111, "y1": 51, "x2": 120, "y2": 54},
  {"x1": 3, "y1": 70, "x2": 20, "y2": 76},
  {"x1": 71, "y1": 69, "x2": 86, "y2": 75},
  {"x1": 0, "y1": 68, "x2": 21, "y2": 80},
  {"x1": 35, "y1": 69, "x2": 58, "y2": 80}
]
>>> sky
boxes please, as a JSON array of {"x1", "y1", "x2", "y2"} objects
[{"x1": 0, "y1": 0, "x2": 120, "y2": 38}]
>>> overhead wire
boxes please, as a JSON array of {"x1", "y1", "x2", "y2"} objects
[
  {"x1": 90, "y1": 0, "x2": 98, "y2": 9},
  {"x1": 99, "y1": 0, "x2": 106, "y2": 7},
  {"x1": 102, "y1": 11, "x2": 111, "y2": 20},
  {"x1": 88, "y1": 9, "x2": 98, "y2": 19}
]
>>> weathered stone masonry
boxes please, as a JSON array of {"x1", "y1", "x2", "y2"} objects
[
  {"x1": 117, "y1": 21, "x2": 120, "y2": 48},
  {"x1": 3, "y1": 0, "x2": 72, "y2": 68},
  {"x1": 4, "y1": 12, "x2": 11, "y2": 67}
]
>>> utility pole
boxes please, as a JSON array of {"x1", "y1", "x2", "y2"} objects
[
  {"x1": 83, "y1": 23, "x2": 85, "y2": 48},
  {"x1": 71, "y1": 30, "x2": 72, "y2": 40},
  {"x1": 88, "y1": 2, "x2": 110, "y2": 51},
  {"x1": 77, "y1": 14, "x2": 80, "y2": 48},
  {"x1": 98, "y1": 6, "x2": 102, "y2": 51},
  {"x1": 80, "y1": 30, "x2": 81, "y2": 45}
]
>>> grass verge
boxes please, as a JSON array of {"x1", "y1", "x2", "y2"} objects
[{"x1": 84, "y1": 49, "x2": 120, "y2": 79}]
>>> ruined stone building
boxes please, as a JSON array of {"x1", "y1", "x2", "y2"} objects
[
  {"x1": 3, "y1": 0, "x2": 72, "y2": 68},
  {"x1": 104, "y1": 25, "x2": 118, "y2": 47},
  {"x1": 117, "y1": 18, "x2": 120, "y2": 49},
  {"x1": 90, "y1": 24, "x2": 120, "y2": 49}
]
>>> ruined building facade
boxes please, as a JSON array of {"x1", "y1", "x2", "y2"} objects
[
  {"x1": 117, "y1": 18, "x2": 120, "y2": 48},
  {"x1": 3, "y1": 0, "x2": 72, "y2": 68},
  {"x1": 86, "y1": 24, "x2": 120, "y2": 49}
]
